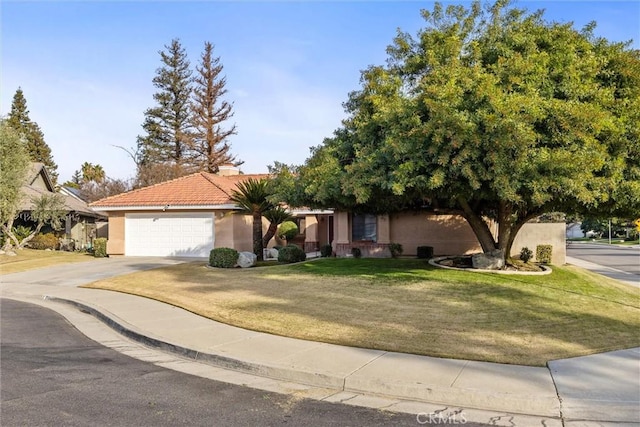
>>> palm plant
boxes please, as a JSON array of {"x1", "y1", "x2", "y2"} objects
[
  {"x1": 262, "y1": 206, "x2": 293, "y2": 248},
  {"x1": 230, "y1": 178, "x2": 273, "y2": 260}
]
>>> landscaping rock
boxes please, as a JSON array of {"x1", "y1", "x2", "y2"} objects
[
  {"x1": 237, "y1": 251, "x2": 257, "y2": 268},
  {"x1": 472, "y1": 250, "x2": 505, "y2": 270},
  {"x1": 267, "y1": 248, "x2": 279, "y2": 259},
  {"x1": 5, "y1": 251, "x2": 17, "y2": 257}
]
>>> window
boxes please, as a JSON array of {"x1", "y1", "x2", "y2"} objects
[{"x1": 352, "y1": 214, "x2": 376, "y2": 242}]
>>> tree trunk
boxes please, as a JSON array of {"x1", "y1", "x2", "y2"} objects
[
  {"x1": 457, "y1": 197, "x2": 497, "y2": 253},
  {"x1": 18, "y1": 222, "x2": 44, "y2": 249},
  {"x1": 253, "y1": 212, "x2": 264, "y2": 261},
  {"x1": 262, "y1": 223, "x2": 277, "y2": 249},
  {"x1": 1, "y1": 219, "x2": 20, "y2": 251}
]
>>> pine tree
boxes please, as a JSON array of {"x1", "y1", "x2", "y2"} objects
[
  {"x1": 7, "y1": 88, "x2": 59, "y2": 184},
  {"x1": 190, "y1": 42, "x2": 240, "y2": 172},
  {"x1": 137, "y1": 39, "x2": 193, "y2": 167}
]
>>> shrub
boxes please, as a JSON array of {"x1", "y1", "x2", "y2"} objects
[
  {"x1": 417, "y1": 246, "x2": 434, "y2": 259},
  {"x1": 536, "y1": 245, "x2": 553, "y2": 264},
  {"x1": 29, "y1": 233, "x2": 59, "y2": 250},
  {"x1": 209, "y1": 247, "x2": 239, "y2": 268},
  {"x1": 320, "y1": 244, "x2": 333, "y2": 257},
  {"x1": 389, "y1": 243, "x2": 403, "y2": 258},
  {"x1": 93, "y1": 237, "x2": 108, "y2": 257},
  {"x1": 351, "y1": 247, "x2": 362, "y2": 258},
  {"x1": 519, "y1": 247, "x2": 533, "y2": 263},
  {"x1": 278, "y1": 245, "x2": 306, "y2": 263},
  {"x1": 278, "y1": 221, "x2": 299, "y2": 241},
  {"x1": 12, "y1": 225, "x2": 33, "y2": 243}
]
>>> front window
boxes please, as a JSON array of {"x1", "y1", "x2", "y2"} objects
[{"x1": 352, "y1": 213, "x2": 376, "y2": 242}]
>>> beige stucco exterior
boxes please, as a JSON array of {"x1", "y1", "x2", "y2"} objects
[
  {"x1": 104, "y1": 209, "x2": 268, "y2": 256},
  {"x1": 511, "y1": 223, "x2": 566, "y2": 265},
  {"x1": 331, "y1": 210, "x2": 566, "y2": 264}
]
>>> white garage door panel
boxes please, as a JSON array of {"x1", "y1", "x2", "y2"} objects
[{"x1": 125, "y1": 213, "x2": 214, "y2": 257}]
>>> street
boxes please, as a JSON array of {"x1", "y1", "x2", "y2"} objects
[
  {"x1": 0, "y1": 299, "x2": 487, "y2": 427},
  {"x1": 567, "y1": 243, "x2": 640, "y2": 276}
]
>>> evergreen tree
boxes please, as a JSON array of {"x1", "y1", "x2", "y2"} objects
[
  {"x1": 7, "y1": 88, "x2": 59, "y2": 184},
  {"x1": 190, "y1": 42, "x2": 240, "y2": 172},
  {"x1": 137, "y1": 39, "x2": 193, "y2": 168}
]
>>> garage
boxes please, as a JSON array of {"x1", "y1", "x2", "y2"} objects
[{"x1": 125, "y1": 213, "x2": 214, "y2": 257}]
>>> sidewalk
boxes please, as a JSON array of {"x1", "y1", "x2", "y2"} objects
[{"x1": 1, "y1": 258, "x2": 638, "y2": 425}]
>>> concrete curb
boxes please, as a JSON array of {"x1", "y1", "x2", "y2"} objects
[
  {"x1": 429, "y1": 257, "x2": 553, "y2": 275},
  {"x1": 47, "y1": 296, "x2": 561, "y2": 418}
]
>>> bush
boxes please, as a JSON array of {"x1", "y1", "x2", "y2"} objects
[
  {"x1": 29, "y1": 233, "x2": 59, "y2": 250},
  {"x1": 417, "y1": 246, "x2": 434, "y2": 259},
  {"x1": 12, "y1": 225, "x2": 32, "y2": 243},
  {"x1": 351, "y1": 247, "x2": 362, "y2": 258},
  {"x1": 278, "y1": 245, "x2": 306, "y2": 263},
  {"x1": 389, "y1": 243, "x2": 403, "y2": 258},
  {"x1": 209, "y1": 247, "x2": 239, "y2": 268},
  {"x1": 278, "y1": 221, "x2": 299, "y2": 241},
  {"x1": 93, "y1": 238, "x2": 108, "y2": 258},
  {"x1": 519, "y1": 247, "x2": 533, "y2": 263},
  {"x1": 320, "y1": 244, "x2": 333, "y2": 257},
  {"x1": 536, "y1": 245, "x2": 553, "y2": 264}
]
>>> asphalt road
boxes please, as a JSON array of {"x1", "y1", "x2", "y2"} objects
[
  {"x1": 567, "y1": 243, "x2": 640, "y2": 276},
  {"x1": 0, "y1": 299, "x2": 487, "y2": 427}
]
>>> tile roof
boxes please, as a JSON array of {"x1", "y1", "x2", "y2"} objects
[{"x1": 90, "y1": 172, "x2": 269, "y2": 209}]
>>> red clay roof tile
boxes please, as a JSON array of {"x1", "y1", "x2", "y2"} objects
[{"x1": 90, "y1": 172, "x2": 269, "y2": 208}]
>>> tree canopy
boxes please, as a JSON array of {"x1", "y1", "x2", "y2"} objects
[
  {"x1": 7, "y1": 88, "x2": 59, "y2": 184},
  {"x1": 274, "y1": 0, "x2": 640, "y2": 259}
]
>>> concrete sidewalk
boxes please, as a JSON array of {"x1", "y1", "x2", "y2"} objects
[{"x1": 1, "y1": 258, "x2": 638, "y2": 425}]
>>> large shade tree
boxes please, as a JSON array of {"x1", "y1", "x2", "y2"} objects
[{"x1": 273, "y1": 1, "x2": 640, "y2": 261}]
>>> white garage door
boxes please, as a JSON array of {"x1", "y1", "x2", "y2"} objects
[{"x1": 125, "y1": 213, "x2": 214, "y2": 257}]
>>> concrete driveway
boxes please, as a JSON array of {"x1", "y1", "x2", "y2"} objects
[{"x1": 0, "y1": 256, "x2": 197, "y2": 288}]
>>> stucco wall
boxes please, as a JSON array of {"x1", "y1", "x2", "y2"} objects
[
  {"x1": 511, "y1": 223, "x2": 566, "y2": 265},
  {"x1": 106, "y1": 212, "x2": 125, "y2": 255},
  {"x1": 390, "y1": 212, "x2": 482, "y2": 256}
]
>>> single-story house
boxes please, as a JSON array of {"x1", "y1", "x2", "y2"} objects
[
  {"x1": 15, "y1": 163, "x2": 108, "y2": 249},
  {"x1": 90, "y1": 166, "x2": 272, "y2": 257},
  {"x1": 91, "y1": 165, "x2": 565, "y2": 263}
]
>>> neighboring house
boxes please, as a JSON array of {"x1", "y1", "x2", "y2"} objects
[
  {"x1": 566, "y1": 222, "x2": 585, "y2": 239},
  {"x1": 90, "y1": 166, "x2": 271, "y2": 257},
  {"x1": 16, "y1": 163, "x2": 107, "y2": 249}
]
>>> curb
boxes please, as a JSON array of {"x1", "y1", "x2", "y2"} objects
[
  {"x1": 429, "y1": 257, "x2": 553, "y2": 275},
  {"x1": 46, "y1": 296, "x2": 561, "y2": 418}
]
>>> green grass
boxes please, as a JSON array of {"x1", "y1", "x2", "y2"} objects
[
  {"x1": 0, "y1": 249, "x2": 94, "y2": 274},
  {"x1": 83, "y1": 258, "x2": 640, "y2": 366}
]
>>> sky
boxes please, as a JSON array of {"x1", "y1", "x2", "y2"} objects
[{"x1": 2, "y1": 1, "x2": 639, "y2": 184}]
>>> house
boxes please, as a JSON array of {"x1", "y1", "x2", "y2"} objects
[
  {"x1": 16, "y1": 163, "x2": 107, "y2": 249},
  {"x1": 90, "y1": 165, "x2": 565, "y2": 263},
  {"x1": 90, "y1": 166, "x2": 272, "y2": 257},
  {"x1": 327, "y1": 210, "x2": 566, "y2": 264},
  {"x1": 566, "y1": 222, "x2": 585, "y2": 239}
]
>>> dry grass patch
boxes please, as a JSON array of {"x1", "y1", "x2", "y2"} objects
[
  {"x1": 0, "y1": 249, "x2": 94, "y2": 274},
  {"x1": 83, "y1": 258, "x2": 640, "y2": 366}
]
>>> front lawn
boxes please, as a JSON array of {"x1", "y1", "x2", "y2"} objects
[
  {"x1": 82, "y1": 258, "x2": 640, "y2": 366},
  {"x1": 0, "y1": 249, "x2": 94, "y2": 274}
]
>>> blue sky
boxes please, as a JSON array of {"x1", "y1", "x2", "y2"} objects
[{"x1": 2, "y1": 1, "x2": 639, "y2": 184}]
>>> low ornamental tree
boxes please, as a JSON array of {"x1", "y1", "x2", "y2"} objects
[
  {"x1": 272, "y1": 1, "x2": 640, "y2": 263},
  {"x1": 230, "y1": 178, "x2": 274, "y2": 261}
]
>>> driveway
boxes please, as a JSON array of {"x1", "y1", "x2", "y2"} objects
[{"x1": 0, "y1": 257, "x2": 196, "y2": 288}]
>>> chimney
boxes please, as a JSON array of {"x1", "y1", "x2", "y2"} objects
[{"x1": 217, "y1": 163, "x2": 240, "y2": 176}]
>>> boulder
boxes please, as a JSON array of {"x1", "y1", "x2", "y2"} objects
[
  {"x1": 472, "y1": 250, "x2": 505, "y2": 270},
  {"x1": 267, "y1": 248, "x2": 279, "y2": 259},
  {"x1": 4, "y1": 250, "x2": 17, "y2": 257},
  {"x1": 237, "y1": 251, "x2": 257, "y2": 268}
]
